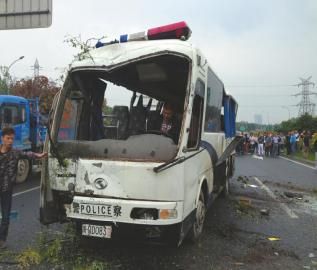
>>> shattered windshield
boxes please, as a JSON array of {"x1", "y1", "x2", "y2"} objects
[{"x1": 55, "y1": 54, "x2": 190, "y2": 161}]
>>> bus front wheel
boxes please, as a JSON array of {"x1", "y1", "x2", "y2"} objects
[{"x1": 188, "y1": 189, "x2": 206, "y2": 242}]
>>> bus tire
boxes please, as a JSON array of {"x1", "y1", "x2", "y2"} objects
[
  {"x1": 220, "y1": 175, "x2": 229, "y2": 197},
  {"x1": 187, "y1": 188, "x2": 206, "y2": 243},
  {"x1": 16, "y1": 158, "x2": 31, "y2": 184},
  {"x1": 220, "y1": 161, "x2": 230, "y2": 198}
]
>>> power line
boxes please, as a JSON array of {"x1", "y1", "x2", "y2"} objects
[
  {"x1": 234, "y1": 93, "x2": 292, "y2": 97},
  {"x1": 239, "y1": 105, "x2": 296, "y2": 108},
  {"x1": 226, "y1": 84, "x2": 295, "y2": 88}
]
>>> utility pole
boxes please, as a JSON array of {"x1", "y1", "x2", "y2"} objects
[
  {"x1": 293, "y1": 76, "x2": 317, "y2": 116},
  {"x1": 30, "y1": 59, "x2": 43, "y2": 98},
  {"x1": 31, "y1": 58, "x2": 42, "y2": 78}
]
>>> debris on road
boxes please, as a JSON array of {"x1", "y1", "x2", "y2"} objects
[
  {"x1": 268, "y1": 237, "x2": 281, "y2": 241},
  {"x1": 238, "y1": 197, "x2": 252, "y2": 207},
  {"x1": 237, "y1": 176, "x2": 250, "y2": 184},
  {"x1": 284, "y1": 191, "x2": 304, "y2": 199},
  {"x1": 252, "y1": 155, "x2": 263, "y2": 160},
  {"x1": 233, "y1": 262, "x2": 245, "y2": 266},
  {"x1": 236, "y1": 197, "x2": 254, "y2": 214},
  {"x1": 247, "y1": 184, "x2": 258, "y2": 188},
  {"x1": 309, "y1": 253, "x2": 315, "y2": 258},
  {"x1": 260, "y1": 209, "x2": 270, "y2": 216}
]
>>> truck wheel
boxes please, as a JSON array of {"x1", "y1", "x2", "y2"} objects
[
  {"x1": 187, "y1": 189, "x2": 206, "y2": 243},
  {"x1": 16, "y1": 158, "x2": 30, "y2": 183}
]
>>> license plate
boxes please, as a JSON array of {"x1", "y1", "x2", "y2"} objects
[{"x1": 82, "y1": 224, "x2": 112, "y2": 238}]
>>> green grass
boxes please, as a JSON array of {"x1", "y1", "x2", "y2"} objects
[
  {"x1": 293, "y1": 151, "x2": 316, "y2": 162},
  {"x1": 14, "y1": 224, "x2": 113, "y2": 269}
]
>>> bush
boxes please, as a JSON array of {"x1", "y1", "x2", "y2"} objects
[{"x1": 312, "y1": 132, "x2": 317, "y2": 151}]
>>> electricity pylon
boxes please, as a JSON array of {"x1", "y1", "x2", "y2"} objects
[{"x1": 293, "y1": 76, "x2": 316, "y2": 116}]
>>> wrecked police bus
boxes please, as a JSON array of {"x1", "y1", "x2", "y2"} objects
[{"x1": 40, "y1": 22, "x2": 240, "y2": 246}]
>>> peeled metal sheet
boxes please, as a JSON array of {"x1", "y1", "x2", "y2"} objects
[{"x1": 0, "y1": 0, "x2": 52, "y2": 30}]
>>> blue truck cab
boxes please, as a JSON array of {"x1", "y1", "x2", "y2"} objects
[{"x1": 0, "y1": 95, "x2": 46, "y2": 183}]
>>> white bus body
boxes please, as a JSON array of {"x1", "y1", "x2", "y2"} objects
[{"x1": 40, "y1": 22, "x2": 239, "y2": 246}]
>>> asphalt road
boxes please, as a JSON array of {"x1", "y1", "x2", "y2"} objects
[{"x1": 2, "y1": 155, "x2": 317, "y2": 269}]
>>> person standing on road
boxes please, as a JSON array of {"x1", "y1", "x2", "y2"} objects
[
  {"x1": 272, "y1": 134, "x2": 279, "y2": 158},
  {"x1": 0, "y1": 127, "x2": 47, "y2": 249},
  {"x1": 285, "y1": 131, "x2": 291, "y2": 155},
  {"x1": 290, "y1": 132, "x2": 297, "y2": 154},
  {"x1": 249, "y1": 133, "x2": 258, "y2": 154},
  {"x1": 257, "y1": 134, "x2": 264, "y2": 156},
  {"x1": 244, "y1": 133, "x2": 250, "y2": 154},
  {"x1": 264, "y1": 133, "x2": 272, "y2": 157},
  {"x1": 303, "y1": 131, "x2": 310, "y2": 159}
]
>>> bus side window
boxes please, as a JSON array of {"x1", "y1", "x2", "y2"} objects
[
  {"x1": 204, "y1": 68, "x2": 222, "y2": 132},
  {"x1": 4, "y1": 108, "x2": 12, "y2": 124},
  {"x1": 187, "y1": 80, "x2": 205, "y2": 149}
]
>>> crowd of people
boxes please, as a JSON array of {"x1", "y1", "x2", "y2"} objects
[{"x1": 236, "y1": 130, "x2": 315, "y2": 159}]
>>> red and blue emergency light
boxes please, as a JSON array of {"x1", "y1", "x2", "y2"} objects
[{"x1": 96, "y1": 21, "x2": 192, "y2": 48}]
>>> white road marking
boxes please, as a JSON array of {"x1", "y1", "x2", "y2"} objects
[
  {"x1": 253, "y1": 177, "x2": 299, "y2": 219},
  {"x1": 13, "y1": 186, "x2": 40, "y2": 197},
  {"x1": 279, "y1": 156, "x2": 315, "y2": 170}
]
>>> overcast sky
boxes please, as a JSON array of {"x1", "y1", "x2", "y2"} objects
[{"x1": 0, "y1": 0, "x2": 316, "y2": 123}]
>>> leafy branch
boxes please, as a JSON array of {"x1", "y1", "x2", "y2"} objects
[{"x1": 64, "y1": 34, "x2": 107, "y2": 62}]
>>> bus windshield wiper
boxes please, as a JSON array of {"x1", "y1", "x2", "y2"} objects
[
  {"x1": 153, "y1": 148, "x2": 206, "y2": 173},
  {"x1": 153, "y1": 156, "x2": 186, "y2": 173}
]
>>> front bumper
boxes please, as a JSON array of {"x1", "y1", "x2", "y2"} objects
[{"x1": 65, "y1": 195, "x2": 183, "y2": 225}]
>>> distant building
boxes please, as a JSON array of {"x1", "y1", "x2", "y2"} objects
[{"x1": 254, "y1": 114, "x2": 263, "y2": 125}]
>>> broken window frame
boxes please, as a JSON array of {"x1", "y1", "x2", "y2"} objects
[
  {"x1": 186, "y1": 79, "x2": 205, "y2": 150},
  {"x1": 50, "y1": 53, "x2": 193, "y2": 161}
]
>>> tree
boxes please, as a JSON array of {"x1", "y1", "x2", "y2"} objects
[
  {"x1": 61, "y1": 35, "x2": 106, "y2": 81},
  {"x1": 296, "y1": 114, "x2": 316, "y2": 131},
  {"x1": 278, "y1": 114, "x2": 317, "y2": 133},
  {"x1": 11, "y1": 76, "x2": 59, "y2": 114},
  {"x1": 0, "y1": 77, "x2": 7, "y2": 94},
  {"x1": 0, "y1": 66, "x2": 9, "y2": 94}
]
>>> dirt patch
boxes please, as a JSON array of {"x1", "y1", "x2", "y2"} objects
[
  {"x1": 239, "y1": 240, "x2": 300, "y2": 264},
  {"x1": 262, "y1": 179, "x2": 308, "y2": 193}
]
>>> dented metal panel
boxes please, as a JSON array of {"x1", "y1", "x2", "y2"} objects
[
  {"x1": 71, "y1": 39, "x2": 193, "y2": 70},
  {"x1": 41, "y1": 33, "x2": 237, "y2": 246},
  {"x1": 50, "y1": 158, "x2": 184, "y2": 201},
  {"x1": 55, "y1": 134, "x2": 177, "y2": 161}
]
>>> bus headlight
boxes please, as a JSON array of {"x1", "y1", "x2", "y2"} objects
[{"x1": 159, "y1": 209, "x2": 177, "y2": 219}]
